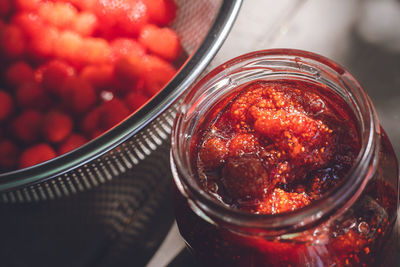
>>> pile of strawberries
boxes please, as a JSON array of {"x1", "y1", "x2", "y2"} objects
[{"x1": 0, "y1": 0, "x2": 181, "y2": 171}]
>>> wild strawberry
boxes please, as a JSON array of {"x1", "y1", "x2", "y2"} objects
[
  {"x1": 19, "y1": 143, "x2": 56, "y2": 168},
  {"x1": 58, "y1": 133, "x2": 87, "y2": 155},
  {"x1": 80, "y1": 64, "x2": 114, "y2": 90},
  {"x1": 199, "y1": 137, "x2": 228, "y2": 169},
  {"x1": 41, "y1": 60, "x2": 76, "y2": 95},
  {"x1": 12, "y1": 12, "x2": 44, "y2": 39},
  {"x1": 13, "y1": 110, "x2": 42, "y2": 143},
  {"x1": 79, "y1": 37, "x2": 111, "y2": 64},
  {"x1": 99, "y1": 98, "x2": 130, "y2": 129},
  {"x1": 143, "y1": 0, "x2": 177, "y2": 26},
  {"x1": 141, "y1": 55, "x2": 176, "y2": 96},
  {"x1": 43, "y1": 111, "x2": 73, "y2": 143},
  {"x1": 95, "y1": 0, "x2": 148, "y2": 37},
  {"x1": 4, "y1": 61, "x2": 35, "y2": 87},
  {"x1": 256, "y1": 188, "x2": 311, "y2": 214},
  {"x1": 0, "y1": 90, "x2": 13, "y2": 121},
  {"x1": 0, "y1": 24, "x2": 26, "y2": 59},
  {"x1": 71, "y1": 12, "x2": 98, "y2": 36},
  {"x1": 81, "y1": 107, "x2": 101, "y2": 136},
  {"x1": 0, "y1": 140, "x2": 19, "y2": 170},
  {"x1": 114, "y1": 55, "x2": 143, "y2": 85},
  {"x1": 61, "y1": 77, "x2": 96, "y2": 114},
  {"x1": 125, "y1": 92, "x2": 148, "y2": 112},
  {"x1": 54, "y1": 30, "x2": 83, "y2": 64},
  {"x1": 111, "y1": 38, "x2": 146, "y2": 61},
  {"x1": 221, "y1": 155, "x2": 269, "y2": 200},
  {"x1": 116, "y1": 0, "x2": 148, "y2": 37},
  {"x1": 28, "y1": 25, "x2": 59, "y2": 60},
  {"x1": 38, "y1": 2, "x2": 78, "y2": 29},
  {"x1": 16, "y1": 82, "x2": 48, "y2": 110},
  {"x1": 139, "y1": 24, "x2": 180, "y2": 61}
]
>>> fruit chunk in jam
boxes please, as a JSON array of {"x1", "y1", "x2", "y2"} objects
[{"x1": 197, "y1": 80, "x2": 360, "y2": 213}]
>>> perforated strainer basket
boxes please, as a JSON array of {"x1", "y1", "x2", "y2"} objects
[{"x1": 0, "y1": 0, "x2": 242, "y2": 202}]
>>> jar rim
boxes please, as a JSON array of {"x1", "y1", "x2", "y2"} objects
[{"x1": 171, "y1": 49, "x2": 380, "y2": 234}]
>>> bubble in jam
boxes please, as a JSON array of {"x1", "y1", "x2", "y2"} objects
[{"x1": 195, "y1": 80, "x2": 361, "y2": 214}]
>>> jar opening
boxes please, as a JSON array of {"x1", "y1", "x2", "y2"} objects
[{"x1": 171, "y1": 49, "x2": 380, "y2": 235}]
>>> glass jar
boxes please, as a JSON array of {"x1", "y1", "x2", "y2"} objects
[{"x1": 170, "y1": 49, "x2": 399, "y2": 267}]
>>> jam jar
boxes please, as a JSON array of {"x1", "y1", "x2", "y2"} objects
[{"x1": 170, "y1": 49, "x2": 399, "y2": 267}]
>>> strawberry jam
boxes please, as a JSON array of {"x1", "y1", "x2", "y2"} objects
[
  {"x1": 171, "y1": 50, "x2": 399, "y2": 267},
  {"x1": 196, "y1": 80, "x2": 360, "y2": 213}
]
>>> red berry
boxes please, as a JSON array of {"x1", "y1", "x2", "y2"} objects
[
  {"x1": 143, "y1": 0, "x2": 177, "y2": 26},
  {"x1": 99, "y1": 98, "x2": 130, "y2": 129},
  {"x1": 38, "y1": 2, "x2": 78, "y2": 29},
  {"x1": 125, "y1": 92, "x2": 148, "y2": 112},
  {"x1": 12, "y1": 12, "x2": 45, "y2": 39},
  {"x1": 81, "y1": 107, "x2": 101, "y2": 136},
  {"x1": 16, "y1": 82, "x2": 47, "y2": 109},
  {"x1": 0, "y1": 140, "x2": 19, "y2": 170},
  {"x1": 222, "y1": 155, "x2": 269, "y2": 200},
  {"x1": 141, "y1": 55, "x2": 176, "y2": 96},
  {"x1": 58, "y1": 133, "x2": 87, "y2": 155},
  {"x1": 95, "y1": 0, "x2": 148, "y2": 37},
  {"x1": 4, "y1": 61, "x2": 35, "y2": 87},
  {"x1": 80, "y1": 64, "x2": 114, "y2": 90},
  {"x1": 139, "y1": 24, "x2": 180, "y2": 61},
  {"x1": 54, "y1": 30, "x2": 83, "y2": 64},
  {"x1": 61, "y1": 77, "x2": 96, "y2": 114},
  {"x1": 41, "y1": 60, "x2": 76, "y2": 95},
  {"x1": 0, "y1": 0, "x2": 12, "y2": 18},
  {"x1": 15, "y1": 0, "x2": 41, "y2": 11},
  {"x1": 19, "y1": 143, "x2": 56, "y2": 168},
  {"x1": 79, "y1": 37, "x2": 111, "y2": 64},
  {"x1": 28, "y1": 25, "x2": 59, "y2": 60},
  {"x1": 114, "y1": 55, "x2": 143, "y2": 85},
  {"x1": 13, "y1": 110, "x2": 42, "y2": 143},
  {"x1": 116, "y1": 0, "x2": 149, "y2": 36},
  {"x1": 72, "y1": 12, "x2": 98, "y2": 36},
  {"x1": 111, "y1": 38, "x2": 146, "y2": 61},
  {"x1": 0, "y1": 24, "x2": 26, "y2": 59},
  {"x1": 199, "y1": 137, "x2": 228, "y2": 169},
  {"x1": 0, "y1": 90, "x2": 14, "y2": 121},
  {"x1": 43, "y1": 111, "x2": 73, "y2": 143}
]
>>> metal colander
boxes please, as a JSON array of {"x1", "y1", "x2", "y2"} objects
[
  {"x1": 0, "y1": 1, "x2": 241, "y2": 266},
  {"x1": 0, "y1": 0, "x2": 241, "y2": 201}
]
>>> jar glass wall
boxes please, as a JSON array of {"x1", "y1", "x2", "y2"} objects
[{"x1": 170, "y1": 49, "x2": 399, "y2": 267}]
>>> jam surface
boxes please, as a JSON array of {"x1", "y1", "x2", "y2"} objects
[{"x1": 196, "y1": 80, "x2": 361, "y2": 214}]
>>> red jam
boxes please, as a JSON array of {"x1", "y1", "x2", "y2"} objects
[
  {"x1": 173, "y1": 78, "x2": 398, "y2": 267},
  {"x1": 196, "y1": 80, "x2": 360, "y2": 214}
]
